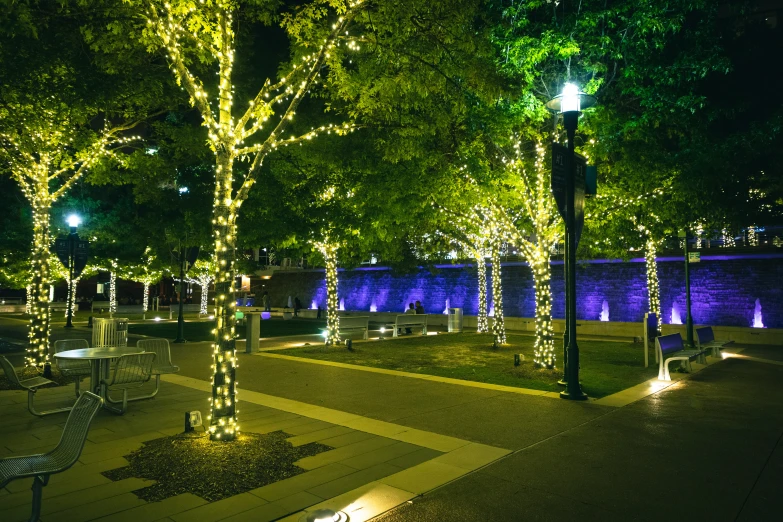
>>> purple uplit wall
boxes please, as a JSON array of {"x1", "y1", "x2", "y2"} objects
[{"x1": 259, "y1": 255, "x2": 783, "y2": 328}]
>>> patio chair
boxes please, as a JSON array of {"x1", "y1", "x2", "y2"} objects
[
  {"x1": 100, "y1": 352, "x2": 156, "y2": 414},
  {"x1": 53, "y1": 339, "x2": 91, "y2": 397},
  {"x1": 134, "y1": 338, "x2": 180, "y2": 400},
  {"x1": 0, "y1": 392, "x2": 102, "y2": 522},
  {"x1": 0, "y1": 356, "x2": 72, "y2": 417}
]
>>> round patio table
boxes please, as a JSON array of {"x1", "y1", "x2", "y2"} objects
[{"x1": 55, "y1": 347, "x2": 143, "y2": 409}]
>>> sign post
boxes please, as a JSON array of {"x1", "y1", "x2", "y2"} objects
[{"x1": 552, "y1": 144, "x2": 587, "y2": 383}]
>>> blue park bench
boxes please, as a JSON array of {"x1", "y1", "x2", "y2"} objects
[
  {"x1": 695, "y1": 326, "x2": 732, "y2": 358},
  {"x1": 655, "y1": 333, "x2": 708, "y2": 381}
]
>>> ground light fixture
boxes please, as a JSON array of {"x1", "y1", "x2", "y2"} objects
[
  {"x1": 301, "y1": 509, "x2": 349, "y2": 522},
  {"x1": 545, "y1": 81, "x2": 596, "y2": 401}
]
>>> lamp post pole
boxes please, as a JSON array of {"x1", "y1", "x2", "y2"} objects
[
  {"x1": 174, "y1": 240, "x2": 187, "y2": 344},
  {"x1": 65, "y1": 225, "x2": 77, "y2": 328},
  {"x1": 682, "y1": 229, "x2": 694, "y2": 346},
  {"x1": 547, "y1": 83, "x2": 593, "y2": 401},
  {"x1": 561, "y1": 111, "x2": 586, "y2": 400}
]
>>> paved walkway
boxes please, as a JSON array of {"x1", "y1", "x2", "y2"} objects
[{"x1": 2, "y1": 314, "x2": 782, "y2": 521}]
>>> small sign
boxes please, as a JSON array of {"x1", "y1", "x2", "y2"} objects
[
  {"x1": 688, "y1": 252, "x2": 701, "y2": 263},
  {"x1": 551, "y1": 143, "x2": 587, "y2": 248}
]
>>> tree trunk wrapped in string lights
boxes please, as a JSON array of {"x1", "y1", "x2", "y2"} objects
[
  {"x1": 489, "y1": 240, "x2": 506, "y2": 346},
  {"x1": 28, "y1": 200, "x2": 52, "y2": 368},
  {"x1": 475, "y1": 254, "x2": 489, "y2": 333},
  {"x1": 488, "y1": 142, "x2": 560, "y2": 367},
  {"x1": 109, "y1": 261, "x2": 118, "y2": 314},
  {"x1": 146, "y1": 0, "x2": 364, "y2": 440},
  {"x1": 1, "y1": 123, "x2": 136, "y2": 368},
  {"x1": 644, "y1": 238, "x2": 662, "y2": 331},
  {"x1": 314, "y1": 240, "x2": 341, "y2": 345}
]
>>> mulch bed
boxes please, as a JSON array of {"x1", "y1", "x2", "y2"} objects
[{"x1": 103, "y1": 430, "x2": 332, "y2": 502}]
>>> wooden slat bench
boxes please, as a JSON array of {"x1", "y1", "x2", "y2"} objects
[{"x1": 656, "y1": 333, "x2": 707, "y2": 381}]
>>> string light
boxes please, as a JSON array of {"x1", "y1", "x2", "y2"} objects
[
  {"x1": 722, "y1": 228, "x2": 735, "y2": 247},
  {"x1": 146, "y1": 0, "x2": 368, "y2": 440},
  {"x1": 748, "y1": 226, "x2": 758, "y2": 246},
  {"x1": 645, "y1": 239, "x2": 662, "y2": 331},
  {"x1": 489, "y1": 239, "x2": 507, "y2": 346},
  {"x1": 313, "y1": 239, "x2": 341, "y2": 345},
  {"x1": 1, "y1": 115, "x2": 138, "y2": 369},
  {"x1": 475, "y1": 254, "x2": 489, "y2": 333}
]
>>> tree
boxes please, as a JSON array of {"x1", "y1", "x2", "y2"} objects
[{"x1": 0, "y1": 1, "x2": 170, "y2": 367}]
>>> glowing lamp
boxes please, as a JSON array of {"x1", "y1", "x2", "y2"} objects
[
  {"x1": 66, "y1": 214, "x2": 81, "y2": 228},
  {"x1": 545, "y1": 82, "x2": 596, "y2": 114},
  {"x1": 302, "y1": 509, "x2": 348, "y2": 522}
]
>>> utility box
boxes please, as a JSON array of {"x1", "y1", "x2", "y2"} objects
[
  {"x1": 448, "y1": 308, "x2": 463, "y2": 333},
  {"x1": 246, "y1": 312, "x2": 260, "y2": 353}
]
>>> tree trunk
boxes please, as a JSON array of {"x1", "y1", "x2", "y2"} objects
[
  {"x1": 490, "y1": 242, "x2": 506, "y2": 345},
  {"x1": 645, "y1": 239, "x2": 662, "y2": 331},
  {"x1": 66, "y1": 277, "x2": 79, "y2": 318},
  {"x1": 320, "y1": 243, "x2": 341, "y2": 345},
  {"x1": 200, "y1": 280, "x2": 210, "y2": 315},
  {"x1": 209, "y1": 152, "x2": 238, "y2": 441},
  {"x1": 109, "y1": 268, "x2": 117, "y2": 314},
  {"x1": 27, "y1": 200, "x2": 52, "y2": 368},
  {"x1": 143, "y1": 283, "x2": 150, "y2": 312},
  {"x1": 531, "y1": 254, "x2": 555, "y2": 368},
  {"x1": 476, "y1": 255, "x2": 488, "y2": 333}
]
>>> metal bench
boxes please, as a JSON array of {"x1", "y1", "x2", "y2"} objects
[
  {"x1": 101, "y1": 352, "x2": 156, "y2": 414},
  {"x1": 134, "y1": 339, "x2": 180, "y2": 400},
  {"x1": 320, "y1": 316, "x2": 370, "y2": 341},
  {"x1": 695, "y1": 326, "x2": 732, "y2": 358},
  {"x1": 0, "y1": 391, "x2": 102, "y2": 522},
  {"x1": 0, "y1": 356, "x2": 72, "y2": 417},
  {"x1": 656, "y1": 333, "x2": 707, "y2": 381},
  {"x1": 390, "y1": 314, "x2": 428, "y2": 337},
  {"x1": 53, "y1": 339, "x2": 91, "y2": 397}
]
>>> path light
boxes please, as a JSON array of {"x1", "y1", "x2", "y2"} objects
[{"x1": 301, "y1": 508, "x2": 348, "y2": 522}]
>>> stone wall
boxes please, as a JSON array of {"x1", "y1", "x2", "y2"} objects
[{"x1": 257, "y1": 254, "x2": 783, "y2": 329}]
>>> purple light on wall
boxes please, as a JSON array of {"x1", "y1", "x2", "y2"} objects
[
  {"x1": 370, "y1": 302, "x2": 377, "y2": 312},
  {"x1": 310, "y1": 300, "x2": 317, "y2": 310},
  {"x1": 443, "y1": 298, "x2": 450, "y2": 314},
  {"x1": 339, "y1": 298, "x2": 345, "y2": 311},
  {"x1": 600, "y1": 300, "x2": 609, "y2": 321},
  {"x1": 488, "y1": 302, "x2": 495, "y2": 317},
  {"x1": 753, "y1": 299, "x2": 765, "y2": 328},
  {"x1": 671, "y1": 304, "x2": 682, "y2": 325}
]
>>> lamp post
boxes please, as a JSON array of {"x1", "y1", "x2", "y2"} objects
[
  {"x1": 680, "y1": 228, "x2": 694, "y2": 346},
  {"x1": 546, "y1": 83, "x2": 595, "y2": 401},
  {"x1": 64, "y1": 214, "x2": 81, "y2": 328}
]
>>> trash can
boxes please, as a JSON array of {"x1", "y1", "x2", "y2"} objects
[
  {"x1": 246, "y1": 312, "x2": 260, "y2": 353},
  {"x1": 448, "y1": 308, "x2": 463, "y2": 333}
]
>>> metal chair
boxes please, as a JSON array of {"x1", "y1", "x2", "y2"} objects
[
  {"x1": 100, "y1": 352, "x2": 156, "y2": 414},
  {"x1": 0, "y1": 392, "x2": 102, "y2": 522},
  {"x1": 0, "y1": 356, "x2": 72, "y2": 417},
  {"x1": 53, "y1": 339, "x2": 91, "y2": 397},
  {"x1": 134, "y1": 338, "x2": 180, "y2": 400}
]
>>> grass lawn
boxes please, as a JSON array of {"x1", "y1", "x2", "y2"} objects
[
  {"x1": 128, "y1": 318, "x2": 326, "y2": 341},
  {"x1": 269, "y1": 333, "x2": 660, "y2": 398}
]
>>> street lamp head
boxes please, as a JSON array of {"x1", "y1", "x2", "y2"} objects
[
  {"x1": 545, "y1": 82, "x2": 596, "y2": 114},
  {"x1": 66, "y1": 214, "x2": 81, "y2": 228},
  {"x1": 178, "y1": 186, "x2": 189, "y2": 194}
]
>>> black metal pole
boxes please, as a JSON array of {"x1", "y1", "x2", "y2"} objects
[
  {"x1": 558, "y1": 229, "x2": 569, "y2": 386},
  {"x1": 65, "y1": 229, "x2": 75, "y2": 328},
  {"x1": 561, "y1": 111, "x2": 587, "y2": 400},
  {"x1": 174, "y1": 246, "x2": 186, "y2": 343},
  {"x1": 683, "y1": 230, "x2": 694, "y2": 346}
]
